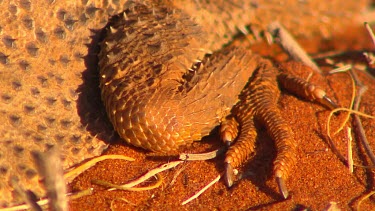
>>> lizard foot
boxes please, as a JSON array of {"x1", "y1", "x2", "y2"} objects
[{"x1": 221, "y1": 59, "x2": 337, "y2": 199}]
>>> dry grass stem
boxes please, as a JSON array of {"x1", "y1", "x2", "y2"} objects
[
  {"x1": 268, "y1": 21, "x2": 321, "y2": 73},
  {"x1": 347, "y1": 127, "x2": 354, "y2": 173},
  {"x1": 0, "y1": 199, "x2": 50, "y2": 211},
  {"x1": 325, "y1": 58, "x2": 335, "y2": 65},
  {"x1": 334, "y1": 70, "x2": 355, "y2": 136},
  {"x1": 327, "y1": 108, "x2": 375, "y2": 138},
  {"x1": 108, "y1": 161, "x2": 183, "y2": 191},
  {"x1": 312, "y1": 50, "x2": 347, "y2": 60},
  {"x1": 324, "y1": 201, "x2": 341, "y2": 211},
  {"x1": 9, "y1": 179, "x2": 42, "y2": 211},
  {"x1": 326, "y1": 70, "x2": 356, "y2": 139},
  {"x1": 68, "y1": 188, "x2": 94, "y2": 200},
  {"x1": 350, "y1": 22, "x2": 375, "y2": 165},
  {"x1": 179, "y1": 147, "x2": 226, "y2": 161},
  {"x1": 110, "y1": 198, "x2": 136, "y2": 210},
  {"x1": 328, "y1": 65, "x2": 353, "y2": 74},
  {"x1": 181, "y1": 174, "x2": 221, "y2": 205},
  {"x1": 325, "y1": 61, "x2": 374, "y2": 166},
  {"x1": 169, "y1": 163, "x2": 188, "y2": 187},
  {"x1": 356, "y1": 191, "x2": 375, "y2": 211},
  {"x1": 0, "y1": 188, "x2": 94, "y2": 211},
  {"x1": 64, "y1": 155, "x2": 135, "y2": 183},
  {"x1": 3, "y1": 155, "x2": 135, "y2": 210},
  {"x1": 326, "y1": 82, "x2": 374, "y2": 165},
  {"x1": 365, "y1": 22, "x2": 375, "y2": 46},
  {"x1": 93, "y1": 174, "x2": 163, "y2": 191},
  {"x1": 349, "y1": 68, "x2": 375, "y2": 164},
  {"x1": 326, "y1": 106, "x2": 375, "y2": 167},
  {"x1": 363, "y1": 52, "x2": 375, "y2": 66},
  {"x1": 352, "y1": 164, "x2": 375, "y2": 169}
]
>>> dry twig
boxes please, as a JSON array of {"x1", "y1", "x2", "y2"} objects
[
  {"x1": 169, "y1": 163, "x2": 189, "y2": 187},
  {"x1": 93, "y1": 174, "x2": 163, "y2": 191},
  {"x1": 268, "y1": 21, "x2": 321, "y2": 73},
  {"x1": 327, "y1": 66, "x2": 355, "y2": 137},
  {"x1": 365, "y1": 22, "x2": 375, "y2": 46},
  {"x1": 326, "y1": 63, "x2": 375, "y2": 169},
  {"x1": 0, "y1": 188, "x2": 94, "y2": 211},
  {"x1": 110, "y1": 198, "x2": 136, "y2": 210},
  {"x1": 107, "y1": 161, "x2": 183, "y2": 191},
  {"x1": 64, "y1": 154, "x2": 135, "y2": 183},
  {"x1": 9, "y1": 179, "x2": 42, "y2": 211},
  {"x1": 324, "y1": 201, "x2": 341, "y2": 211},
  {"x1": 347, "y1": 127, "x2": 354, "y2": 173},
  {"x1": 68, "y1": 188, "x2": 94, "y2": 200},
  {"x1": 356, "y1": 191, "x2": 375, "y2": 211},
  {"x1": 350, "y1": 68, "x2": 375, "y2": 165},
  {"x1": 179, "y1": 147, "x2": 226, "y2": 161},
  {"x1": 181, "y1": 174, "x2": 221, "y2": 205}
]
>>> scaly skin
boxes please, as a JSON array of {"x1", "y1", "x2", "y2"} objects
[{"x1": 0, "y1": 0, "x2": 370, "y2": 207}]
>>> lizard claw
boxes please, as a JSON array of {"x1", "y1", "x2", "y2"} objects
[
  {"x1": 276, "y1": 176, "x2": 289, "y2": 199},
  {"x1": 319, "y1": 95, "x2": 339, "y2": 110},
  {"x1": 278, "y1": 68, "x2": 339, "y2": 111},
  {"x1": 308, "y1": 85, "x2": 339, "y2": 110},
  {"x1": 224, "y1": 162, "x2": 235, "y2": 187}
]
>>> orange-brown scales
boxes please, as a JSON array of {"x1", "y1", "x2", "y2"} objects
[{"x1": 0, "y1": 0, "x2": 371, "y2": 208}]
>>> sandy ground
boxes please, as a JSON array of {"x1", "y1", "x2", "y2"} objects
[{"x1": 68, "y1": 25, "x2": 375, "y2": 210}]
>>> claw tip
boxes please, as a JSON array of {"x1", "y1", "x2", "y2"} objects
[
  {"x1": 224, "y1": 163, "x2": 234, "y2": 187},
  {"x1": 322, "y1": 95, "x2": 339, "y2": 110},
  {"x1": 276, "y1": 176, "x2": 289, "y2": 199}
]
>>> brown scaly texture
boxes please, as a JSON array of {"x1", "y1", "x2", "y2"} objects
[
  {"x1": 224, "y1": 58, "x2": 290, "y2": 174},
  {"x1": 0, "y1": 0, "x2": 371, "y2": 207},
  {"x1": 224, "y1": 60, "x2": 336, "y2": 193},
  {"x1": 99, "y1": 4, "x2": 261, "y2": 151}
]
